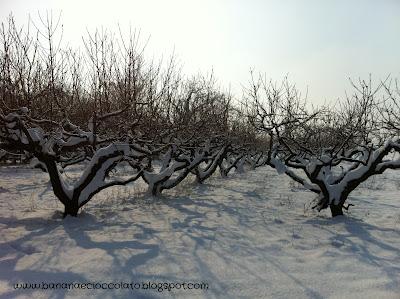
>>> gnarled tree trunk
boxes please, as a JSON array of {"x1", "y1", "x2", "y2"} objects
[
  {"x1": 63, "y1": 201, "x2": 80, "y2": 217},
  {"x1": 329, "y1": 203, "x2": 344, "y2": 217}
]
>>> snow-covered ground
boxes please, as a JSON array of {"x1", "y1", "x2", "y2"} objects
[{"x1": 0, "y1": 165, "x2": 399, "y2": 298}]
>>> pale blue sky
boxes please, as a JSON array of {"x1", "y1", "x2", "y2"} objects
[{"x1": 1, "y1": 0, "x2": 399, "y2": 104}]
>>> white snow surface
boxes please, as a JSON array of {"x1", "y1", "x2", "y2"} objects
[{"x1": 0, "y1": 165, "x2": 399, "y2": 298}]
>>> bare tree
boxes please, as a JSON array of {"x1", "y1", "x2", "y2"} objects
[
  {"x1": 0, "y1": 107, "x2": 154, "y2": 217},
  {"x1": 247, "y1": 75, "x2": 400, "y2": 217}
]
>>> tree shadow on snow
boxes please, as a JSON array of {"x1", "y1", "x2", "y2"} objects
[
  {"x1": 0, "y1": 212, "x2": 163, "y2": 299},
  {"x1": 161, "y1": 194, "x2": 325, "y2": 298},
  {"x1": 304, "y1": 216, "x2": 400, "y2": 289},
  {"x1": 0, "y1": 214, "x2": 86, "y2": 299}
]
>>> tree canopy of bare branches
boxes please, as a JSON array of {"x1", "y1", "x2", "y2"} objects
[{"x1": 2, "y1": 14, "x2": 400, "y2": 219}]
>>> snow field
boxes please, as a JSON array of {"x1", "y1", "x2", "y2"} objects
[{"x1": 0, "y1": 165, "x2": 399, "y2": 298}]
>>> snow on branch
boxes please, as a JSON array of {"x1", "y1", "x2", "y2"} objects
[{"x1": 0, "y1": 108, "x2": 151, "y2": 216}]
